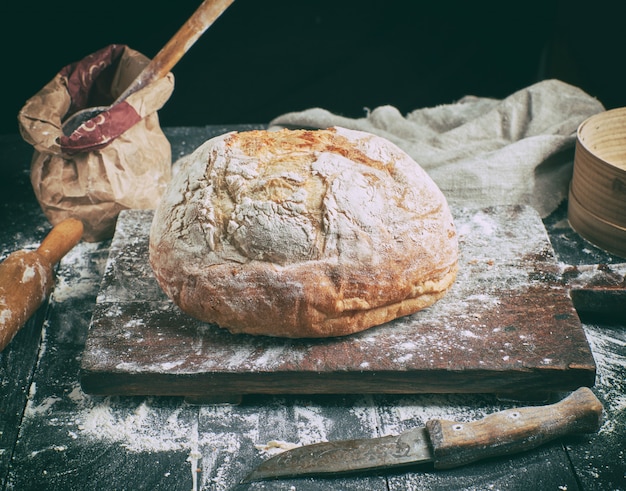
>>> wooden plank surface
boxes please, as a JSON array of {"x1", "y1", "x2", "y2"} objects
[
  {"x1": 2, "y1": 128, "x2": 625, "y2": 491},
  {"x1": 80, "y1": 204, "x2": 596, "y2": 398},
  {"x1": 0, "y1": 134, "x2": 51, "y2": 489}
]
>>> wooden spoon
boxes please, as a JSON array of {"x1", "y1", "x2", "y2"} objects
[{"x1": 62, "y1": 0, "x2": 235, "y2": 136}]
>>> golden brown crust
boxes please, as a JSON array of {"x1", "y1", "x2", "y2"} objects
[{"x1": 149, "y1": 127, "x2": 458, "y2": 338}]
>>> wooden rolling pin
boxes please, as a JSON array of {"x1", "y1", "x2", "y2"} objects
[{"x1": 0, "y1": 218, "x2": 84, "y2": 352}]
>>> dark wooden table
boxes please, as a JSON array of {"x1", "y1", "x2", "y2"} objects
[{"x1": 1, "y1": 126, "x2": 625, "y2": 491}]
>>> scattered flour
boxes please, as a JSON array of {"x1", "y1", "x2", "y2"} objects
[
  {"x1": 72, "y1": 398, "x2": 195, "y2": 453},
  {"x1": 21, "y1": 264, "x2": 36, "y2": 283},
  {"x1": 0, "y1": 309, "x2": 12, "y2": 326},
  {"x1": 23, "y1": 380, "x2": 297, "y2": 490},
  {"x1": 294, "y1": 405, "x2": 329, "y2": 445},
  {"x1": 469, "y1": 210, "x2": 498, "y2": 236},
  {"x1": 584, "y1": 325, "x2": 626, "y2": 419},
  {"x1": 377, "y1": 393, "x2": 501, "y2": 438},
  {"x1": 50, "y1": 242, "x2": 106, "y2": 304},
  {"x1": 15, "y1": 204, "x2": 623, "y2": 489},
  {"x1": 186, "y1": 421, "x2": 201, "y2": 491},
  {"x1": 25, "y1": 395, "x2": 62, "y2": 417}
]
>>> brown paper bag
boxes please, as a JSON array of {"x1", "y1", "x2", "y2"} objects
[{"x1": 17, "y1": 44, "x2": 174, "y2": 242}]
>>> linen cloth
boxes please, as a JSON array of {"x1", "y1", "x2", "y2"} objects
[{"x1": 269, "y1": 79, "x2": 604, "y2": 218}]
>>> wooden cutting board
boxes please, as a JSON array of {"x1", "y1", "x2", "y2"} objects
[{"x1": 80, "y1": 205, "x2": 598, "y2": 401}]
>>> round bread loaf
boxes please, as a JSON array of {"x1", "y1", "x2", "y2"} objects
[{"x1": 149, "y1": 127, "x2": 458, "y2": 338}]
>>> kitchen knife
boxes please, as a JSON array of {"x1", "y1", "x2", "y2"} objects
[
  {"x1": 243, "y1": 387, "x2": 603, "y2": 482},
  {"x1": 0, "y1": 218, "x2": 84, "y2": 352}
]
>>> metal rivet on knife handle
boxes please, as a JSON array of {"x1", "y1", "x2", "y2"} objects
[{"x1": 426, "y1": 387, "x2": 604, "y2": 469}]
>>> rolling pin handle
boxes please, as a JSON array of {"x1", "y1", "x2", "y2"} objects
[{"x1": 36, "y1": 218, "x2": 84, "y2": 265}]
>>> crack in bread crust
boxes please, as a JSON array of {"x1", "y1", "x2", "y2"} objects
[{"x1": 149, "y1": 127, "x2": 458, "y2": 338}]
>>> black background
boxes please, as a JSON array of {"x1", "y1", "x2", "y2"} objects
[{"x1": 2, "y1": 0, "x2": 625, "y2": 135}]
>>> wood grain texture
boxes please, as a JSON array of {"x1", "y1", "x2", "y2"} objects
[
  {"x1": 80, "y1": 204, "x2": 596, "y2": 398},
  {"x1": 0, "y1": 147, "x2": 50, "y2": 489},
  {"x1": 427, "y1": 387, "x2": 602, "y2": 469},
  {"x1": 2, "y1": 129, "x2": 624, "y2": 491}
]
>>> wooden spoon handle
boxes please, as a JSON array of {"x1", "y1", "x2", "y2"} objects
[
  {"x1": 115, "y1": 0, "x2": 236, "y2": 104},
  {"x1": 36, "y1": 218, "x2": 84, "y2": 266}
]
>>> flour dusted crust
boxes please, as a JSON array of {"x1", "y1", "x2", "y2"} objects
[{"x1": 149, "y1": 127, "x2": 458, "y2": 338}]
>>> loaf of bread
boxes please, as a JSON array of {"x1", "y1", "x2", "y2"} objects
[{"x1": 149, "y1": 127, "x2": 458, "y2": 338}]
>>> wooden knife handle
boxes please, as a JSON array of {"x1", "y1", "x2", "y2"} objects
[{"x1": 426, "y1": 387, "x2": 603, "y2": 469}]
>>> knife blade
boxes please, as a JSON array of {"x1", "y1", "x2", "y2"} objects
[{"x1": 243, "y1": 387, "x2": 603, "y2": 482}]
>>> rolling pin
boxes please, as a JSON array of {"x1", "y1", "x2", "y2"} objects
[{"x1": 0, "y1": 218, "x2": 84, "y2": 352}]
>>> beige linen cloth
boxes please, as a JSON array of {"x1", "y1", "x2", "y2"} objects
[{"x1": 269, "y1": 79, "x2": 604, "y2": 218}]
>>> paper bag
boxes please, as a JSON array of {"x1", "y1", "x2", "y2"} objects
[{"x1": 17, "y1": 44, "x2": 174, "y2": 242}]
